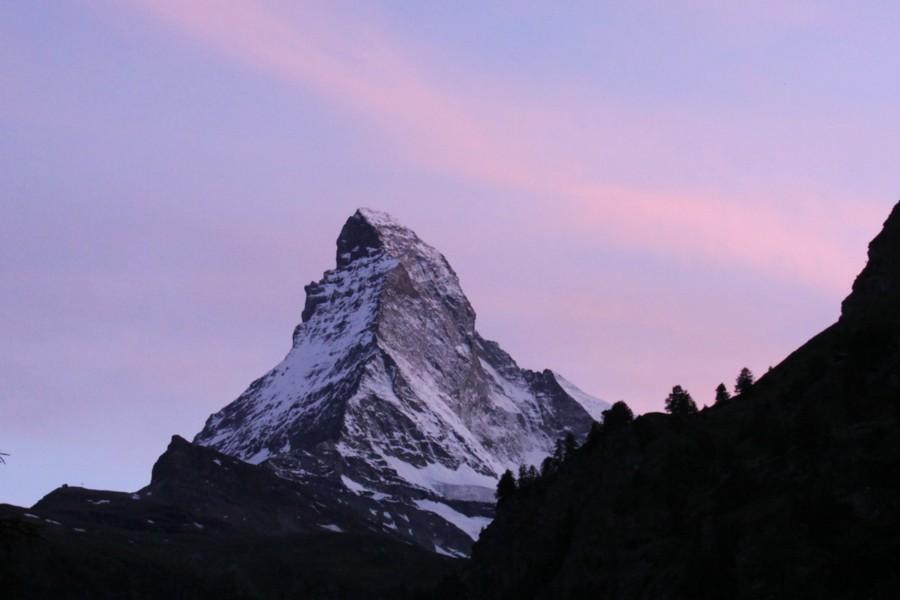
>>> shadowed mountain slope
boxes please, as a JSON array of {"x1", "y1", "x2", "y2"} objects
[{"x1": 0, "y1": 436, "x2": 456, "y2": 599}]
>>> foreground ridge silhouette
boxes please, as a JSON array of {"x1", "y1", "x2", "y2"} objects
[{"x1": 460, "y1": 201, "x2": 900, "y2": 599}]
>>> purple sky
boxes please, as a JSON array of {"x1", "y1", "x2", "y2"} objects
[{"x1": 2, "y1": 1, "x2": 898, "y2": 507}]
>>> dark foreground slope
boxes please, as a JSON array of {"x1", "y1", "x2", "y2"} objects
[
  {"x1": 463, "y1": 202, "x2": 900, "y2": 600},
  {"x1": 0, "y1": 515, "x2": 451, "y2": 600},
  {"x1": 0, "y1": 436, "x2": 455, "y2": 599}
]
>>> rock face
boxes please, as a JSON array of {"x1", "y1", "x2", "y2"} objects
[
  {"x1": 30, "y1": 435, "x2": 370, "y2": 539},
  {"x1": 3, "y1": 436, "x2": 457, "y2": 599},
  {"x1": 462, "y1": 201, "x2": 900, "y2": 599},
  {"x1": 194, "y1": 208, "x2": 605, "y2": 555},
  {"x1": 842, "y1": 202, "x2": 900, "y2": 323}
]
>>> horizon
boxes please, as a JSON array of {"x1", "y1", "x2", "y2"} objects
[{"x1": 3, "y1": 1, "x2": 899, "y2": 507}]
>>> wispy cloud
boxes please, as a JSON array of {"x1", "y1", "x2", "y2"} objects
[{"x1": 115, "y1": 0, "x2": 867, "y2": 293}]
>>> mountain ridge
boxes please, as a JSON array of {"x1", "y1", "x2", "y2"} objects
[
  {"x1": 193, "y1": 208, "x2": 604, "y2": 554},
  {"x1": 4, "y1": 203, "x2": 898, "y2": 599},
  {"x1": 461, "y1": 200, "x2": 900, "y2": 599}
]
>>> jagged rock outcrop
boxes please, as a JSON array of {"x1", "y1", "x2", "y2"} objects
[
  {"x1": 29, "y1": 435, "x2": 367, "y2": 538},
  {"x1": 842, "y1": 202, "x2": 900, "y2": 324},
  {"x1": 3, "y1": 435, "x2": 458, "y2": 599},
  {"x1": 194, "y1": 208, "x2": 605, "y2": 555}
]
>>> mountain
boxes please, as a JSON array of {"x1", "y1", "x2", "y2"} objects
[
  {"x1": 0, "y1": 436, "x2": 455, "y2": 599},
  {"x1": 461, "y1": 201, "x2": 900, "y2": 599},
  {"x1": 192, "y1": 208, "x2": 604, "y2": 555},
  {"x1": 1, "y1": 208, "x2": 604, "y2": 597},
  {"x1": 5, "y1": 203, "x2": 897, "y2": 599},
  {"x1": 0, "y1": 207, "x2": 605, "y2": 599}
]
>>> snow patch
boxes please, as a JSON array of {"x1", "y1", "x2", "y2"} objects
[
  {"x1": 413, "y1": 499, "x2": 491, "y2": 541},
  {"x1": 434, "y1": 544, "x2": 467, "y2": 558},
  {"x1": 247, "y1": 447, "x2": 271, "y2": 465},
  {"x1": 553, "y1": 372, "x2": 609, "y2": 420},
  {"x1": 340, "y1": 475, "x2": 370, "y2": 495},
  {"x1": 383, "y1": 455, "x2": 497, "y2": 500}
]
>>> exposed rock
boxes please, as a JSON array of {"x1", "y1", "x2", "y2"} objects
[
  {"x1": 4, "y1": 435, "x2": 457, "y2": 598},
  {"x1": 842, "y1": 201, "x2": 900, "y2": 324},
  {"x1": 194, "y1": 208, "x2": 605, "y2": 555}
]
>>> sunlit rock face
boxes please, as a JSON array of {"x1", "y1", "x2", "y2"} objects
[{"x1": 194, "y1": 208, "x2": 605, "y2": 555}]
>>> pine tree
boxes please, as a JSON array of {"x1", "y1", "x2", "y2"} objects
[
  {"x1": 586, "y1": 421, "x2": 604, "y2": 445},
  {"x1": 540, "y1": 456, "x2": 559, "y2": 477},
  {"x1": 601, "y1": 401, "x2": 634, "y2": 430},
  {"x1": 496, "y1": 469, "x2": 517, "y2": 501},
  {"x1": 563, "y1": 431, "x2": 578, "y2": 459},
  {"x1": 553, "y1": 438, "x2": 566, "y2": 462},
  {"x1": 665, "y1": 385, "x2": 698, "y2": 415},
  {"x1": 518, "y1": 463, "x2": 531, "y2": 485},
  {"x1": 715, "y1": 383, "x2": 731, "y2": 405},
  {"x1": 735, "y1": 368, "x2": 755, "y2": 395}
]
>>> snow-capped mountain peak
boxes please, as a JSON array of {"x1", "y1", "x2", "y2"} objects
[{"x1": 195, "y1": 208, "x2": 607, "y2": 554}]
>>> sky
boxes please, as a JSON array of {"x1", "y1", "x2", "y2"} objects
[{"x1": 2, "y1": 1, "x2": 898, "y2": 507}]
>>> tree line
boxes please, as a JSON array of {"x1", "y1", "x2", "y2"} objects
[
  {"x1": 665, "y1": 367, "x2": 755, "y2": 416},
  {"x1": 496, "y1": 367, "x2": 756, "y2": 500}
]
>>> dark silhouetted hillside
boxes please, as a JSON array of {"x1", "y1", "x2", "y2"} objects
[
  {"x1": 0, "y1": 435, "x2": 456, "y2": 599},
  {"x1": 463, "y1": 201, "x2": 900, "y2": 599}
]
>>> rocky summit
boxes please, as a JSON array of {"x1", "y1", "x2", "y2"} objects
[{"x1": 193, "y1": 208, "x2": 605, "y2": 556}]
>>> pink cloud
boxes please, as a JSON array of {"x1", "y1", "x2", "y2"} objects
[
  {"x1": 112, "y1": 0, "x2": 868, "y2": 294},
  {"x1": 554, "y1": 184, "x2": 864, "y2": 292}
]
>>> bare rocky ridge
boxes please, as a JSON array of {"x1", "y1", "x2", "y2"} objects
[
  {"x1": 193, "y1": 208, "x2": 605, "y2": 555},
  {"x1": 841, "y1": 202, "x2": 900, "y2": 324}
]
